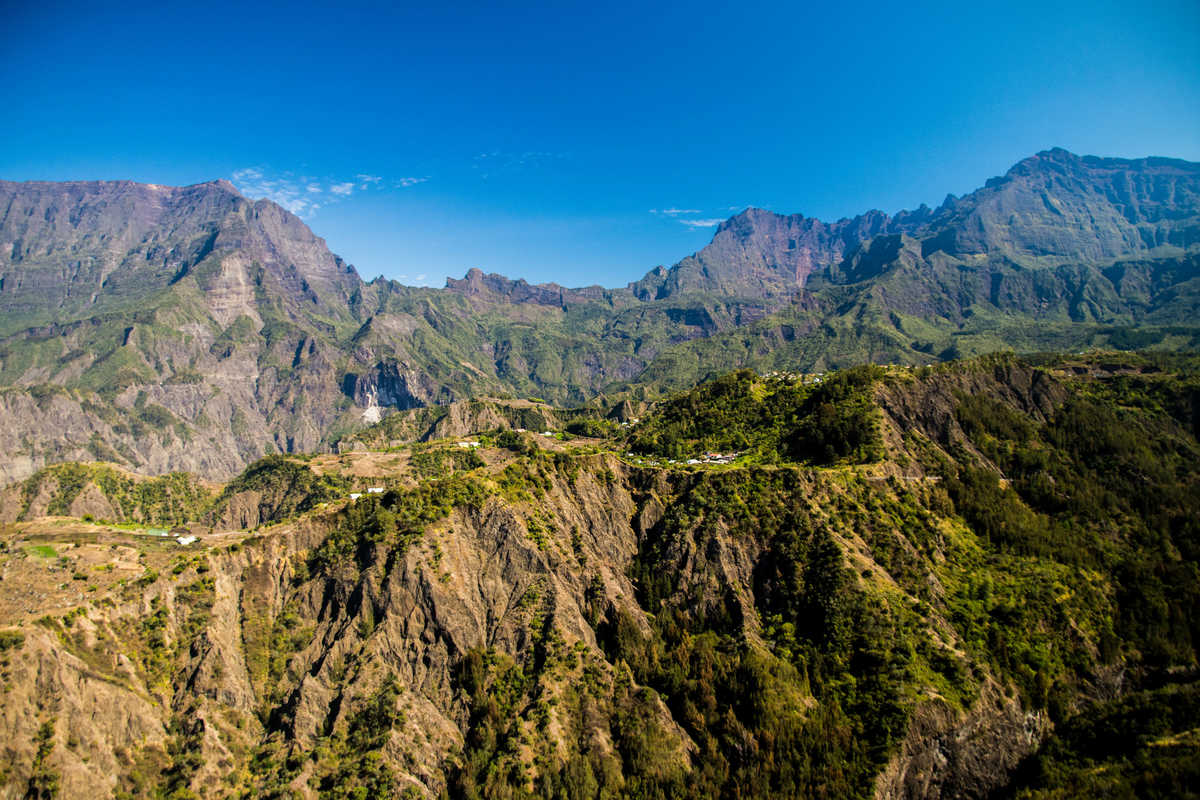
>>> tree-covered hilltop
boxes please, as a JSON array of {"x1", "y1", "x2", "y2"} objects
[
  {"x1": 0, "y1": 461, "x2": 213, "y2": 526},
  {"x1": 626, "y1": 365, "x2": 885, "y2": 464},
  {"x1": 0, "y1": 353, "x2": 1196, "y2": 798}
]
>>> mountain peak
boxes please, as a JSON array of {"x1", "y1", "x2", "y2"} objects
[
  {"x1": 630, "y1": 148, "x2": 1200, "y2": 302},
  {"x1": 0, "y1": 177, "x2": 363, "y2": 336},
  {"x1": 1034, "y1": 146, "x2": 1078, "y2": 160},
  {"x1": 444, "y1": 268, "x2": 608, "y2": 307},
  {"x1": 200, "y1": 178, "x2": 243, "y2": 196}
]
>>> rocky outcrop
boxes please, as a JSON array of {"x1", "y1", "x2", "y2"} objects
[
  {"x1": 445, "y1": 267, "x2": 609, "y2": 307},
  {"x1": 875, "y1": 681, "x2": 1050, "y2": 800},
  {"x1": 349, "y1": 360, "x2": 452, "y2": 411}
]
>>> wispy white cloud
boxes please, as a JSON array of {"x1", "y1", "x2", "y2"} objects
[
  {"x1": 231, "y1": 168, "x2": 315, "y2": 216},
  {"x1": 649, "y1": 206, "x2": 729, "y2": 229},
  {"x1": 231, "y1": 167, "x2": 426, "y2": 218}
]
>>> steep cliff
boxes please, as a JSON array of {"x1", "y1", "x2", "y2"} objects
[{"x1": 1, "y1": 354, "x2": 1195, "y2": 798}]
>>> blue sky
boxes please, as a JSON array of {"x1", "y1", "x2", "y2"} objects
[{"x1": 2, "y1": 0, "x2": 1198, "y2": 288}]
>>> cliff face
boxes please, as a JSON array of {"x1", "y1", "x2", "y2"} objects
[
  {"x1": 0, "y1": 180, "x2": 380, "y2": 483},
  {"x1": 0, "y1": 179, "x2": 361, "y2": 334},
  {"x1": 630, "y1": 208, "x2": 894, "y2": 300},
  {"x1": 932, "y1": 149, "x2": 1200, "y2": 260},
  {"x1": 0, "y1": 455, "x2": 1047, "y2": 800},
  {"x1": 1, "y1": 354, "x2": 1196, "y2": 798}
]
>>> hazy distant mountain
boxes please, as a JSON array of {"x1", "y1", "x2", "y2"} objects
[
  {"x1": 0, "y1": 149, "x2": 1197, "y2": 482},
  {"x1": 0, "y1": 179, "x2": 361, "y2": 336},
  {"x1": 0, "y1": 179, "x2": 377, "y2": 482},
  {"x1": 630, "y1": 148, "x2": 1200, "y2": 302}
]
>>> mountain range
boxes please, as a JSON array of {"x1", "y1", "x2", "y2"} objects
[
  {"x1": 1, "y1": 147, "x2": 1198, "y2": 483},
  {"x1": 2, "y1": 148, "x2": 1200, "y2": 800}
]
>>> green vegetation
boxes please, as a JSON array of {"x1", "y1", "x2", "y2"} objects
[
  {"x1": 210, "y1": 455, "x2": 352, "y2": 524},
  {"x1": 1003, "y1": 680, "x2": 1200, "y2": 799},
  {"x1": 243, "y1": 598, "x2": 313, "y2": 715},
  {"x1": 409, "y1": 445, "x2": 484, "y2": 479},
  {"x1": 628, "y1": 365, "x2": 884, "y2": 464},
  {"x1": 0, "y1": 630, "x2": 25, "y2": 652},
  {"x1": 26, "y1": 719, "x2": 60, "y2": 800},
  {"x1": 308, "y1": 477, "x2": 487, "y2": 574},
  {"x1": 312, "y1": 675, "x2": 407, "y2": 799},
  {"x1": 937, "y1": 358, "x2": 1200, "y2": 675},
  {"x1": 603, "y1": 469, "x2": 945, "y2": 797},
  {"x1": 564, "y1": 417, "x2": 615, "y2": 438},
  {"x1": 16, "y1": 462, "x2": 212, "y2": 525}
]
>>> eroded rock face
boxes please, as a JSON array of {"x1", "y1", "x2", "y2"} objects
[
  {"x1": 350, "y1": 361, "x2": 451, "y2": 411},
  {"x1": 875, "y1": 361, "x2": 1069, "y2": 450},
  {"x1": 0, "y1": 629, "x2": 169, "y2": 800},
  {"x1": 875, "y1": 682, "x2": 1051, "y2": 800},
  {"x1": 0, "y1": 453, "x2": 1071, "y2": 799}
]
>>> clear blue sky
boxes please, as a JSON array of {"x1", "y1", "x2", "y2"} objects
[{"x1": 2, "y1": 0, "x2": 1198, "y2": 288}]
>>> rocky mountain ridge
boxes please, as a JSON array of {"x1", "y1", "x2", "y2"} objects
[
  {"x1": 0, "y1": 149, "x2": 1198, "y2": 483},
  {"x1": 0, "y1": 178, "x2": 361, "y2": 335},
  {"x1": 630, "y1": 149, "x2": 1200, "y2": 302}
]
